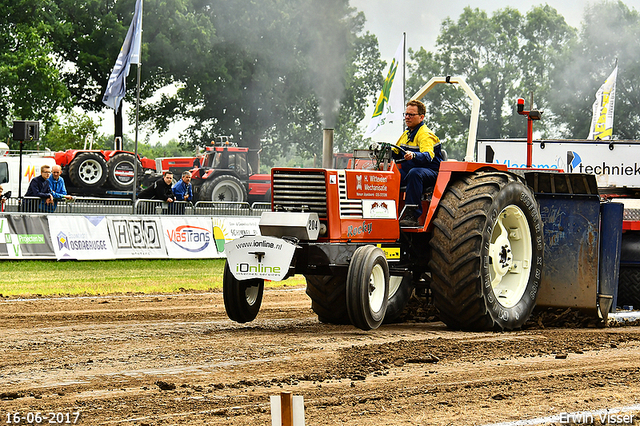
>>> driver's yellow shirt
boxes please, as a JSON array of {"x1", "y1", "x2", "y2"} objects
[{"x1": 396, "y1": 124, "x2": 440, "y2": 159}]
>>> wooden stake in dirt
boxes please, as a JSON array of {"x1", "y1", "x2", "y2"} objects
[{"x1": 270, "y1": 392, "x2": 305, "y2": 426}]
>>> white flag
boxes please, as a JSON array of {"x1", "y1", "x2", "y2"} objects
[
  {"x1": 364, "y1": 38, "x2": 404, "y2": 138},
  {"x1": 102, "y1": 0, "x2": 143, "y2": 113},
  {"x1": 588, "y1": 65, "x2": 617, "y2": 140}
]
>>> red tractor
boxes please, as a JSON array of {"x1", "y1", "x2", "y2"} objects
[
  {"x1": 190, "y1": 139, "x2": 271, "y2": 204},
  {"x1": 54, "y1": 149, "x2": 157, "y2": 193},
  {"x1": 222, "y1": 77, "x2": 623, "y2": 331}
]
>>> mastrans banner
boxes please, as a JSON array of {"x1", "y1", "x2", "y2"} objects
[{"x1": 162, "y1": 217, "x2": 218, "y2": 258}]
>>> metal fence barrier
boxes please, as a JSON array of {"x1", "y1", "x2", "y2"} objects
[
  {"x1": 134, "y1": 199, "x2": 194, "y2": 215},
  {"x1": 194, "y1": 201, "x2": 252, "y2": 216},
  {"x1": 0, "y1": 196, "x2": 270, "y2": 217},
  {"x1": 4, "y1": 197, "x2": 133, "y2": 214}
]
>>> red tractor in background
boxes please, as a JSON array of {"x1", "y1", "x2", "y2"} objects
[
  {"x1": 54, "y1": 149, "x2": 157, "y2": 194},
  {"x1": 188, "y1": 138, "x2": 271, "y2": 204}
]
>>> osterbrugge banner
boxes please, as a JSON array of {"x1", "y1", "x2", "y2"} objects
[{"x1": 48, "y1": 216, "x2": 116, "y2": 260}]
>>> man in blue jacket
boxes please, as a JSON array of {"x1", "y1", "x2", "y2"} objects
[
  {"x1": 24, "y1": 165, "x2": 54, "y2": 212},
  {"x1": 47, "y1": 165, "x2": 73, "y2": 212},
  {"x1": 395, "y1": 100, "x2": 445, "y2": 227},
  {"x1": 171, "y1": 171, "x2": 193, "y2": 214}
]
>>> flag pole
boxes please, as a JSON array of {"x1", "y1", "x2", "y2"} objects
[
  {"x1": 402, "y1": 31, "x2": 406, "y2": 134},
  {"x1": 132, "y1": 0, "x2": 143, "y2": 214}
]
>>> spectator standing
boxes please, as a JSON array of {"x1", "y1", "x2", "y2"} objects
[
  {"x1": 47, "y1": 165, "x2": 73, "y2": 212},
  {"x1": 137, "y1": 171, "x2": 175, "y2": 214},
  {"x1": 193, "y1": 153, "x2": 204, "y2": 168},
  {"x1": 171, "y1": 171, "x2": 193, "y2": 214},
  {"x1": 24, "y1": 165, "x2": 54, "y2": 212}
]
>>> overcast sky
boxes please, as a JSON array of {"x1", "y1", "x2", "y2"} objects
[
  {"x1": 110, "y1": 1, "x2": 640, "y2": 146},
  {"x1": 348, "y1": 0, "x2": 640, "y2": 141},
  {"x1": 350, "y1": 0, "x2": 640, "y2": 59}
]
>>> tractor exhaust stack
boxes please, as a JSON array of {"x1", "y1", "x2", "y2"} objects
[{"x1": 322, "y1": 128, "x2": 334, "y2": 169}]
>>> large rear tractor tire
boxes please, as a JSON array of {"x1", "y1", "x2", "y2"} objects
[
  {"x1": 617, "y1": 266, "x2": 640, "y2": 308},
  {"x1": 617, "y1": 233, "x2": 640, "y2": 308},
  {"x1": 346, "y1": 245, "x2": 389, "y2": 330},
  {"x1": 305, "y1": 275, "x2": 350, "y2": 324},
  {"x1": 223, "y1": 262, "x2": 264, "y2": 323},
  {"x1": 429, "y1": 172, "x2": 544, "y2": 331},
  {"x1": 68, "y1": 152, "x2": 108, "y2": 189},
  {"x1": 107, "y1": 153, "x2": 143, "y2": 191},
  {"x1": 200, "y1": 175, "x2": 248, "y2": 202}
]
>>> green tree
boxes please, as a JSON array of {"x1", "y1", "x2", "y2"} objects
[
  {"x1": 550, "y1": 1, "x2": 640, "y2": 139},
  {"x1": 0, "y1": 0, "x2": 72, "y2": 145},
  {"x1": 407, "y1": 6, "x2": 575, "y2": 159},
  {"x1": 48, "y1": 0, "x2": 381, "y2": 169},
  {"x1": 140, "y1": 0, "x2": 381, "y2": 168},
  {"x1": 41, "y1": 112, "x2": 102, "y2": 152}
]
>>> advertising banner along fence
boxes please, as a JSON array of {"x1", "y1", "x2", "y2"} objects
[
  {"x1": 0, "y1": 215, "x2": 55, "y2": 259},
  {"x1": 0, "y1": 214, "x2": 261, "y2": 261},
  {"x1": 48, "y1": 216, "x2": 115, "y2": 260}
]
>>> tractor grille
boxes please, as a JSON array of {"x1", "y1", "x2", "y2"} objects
[
  {"x1": 272, "y1": 170, "x2": 327, "y2": 218},
  {"x1": 338, "y1": 171, "x2": 363, "y2": 217}
]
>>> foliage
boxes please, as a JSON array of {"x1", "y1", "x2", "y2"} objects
[
  {"x1": 132, "y1": 0, "x2": 383, "y2": 168},
  {"x1": 407, "y1": 6, "x2": 576, "y2": 159},
  {"x1": 0, "y1": 0, "x2": 73, "y2": 130},
  {"x1": 550, "y1": 1, "x2": 640, "y2": 139},
  {"x1": 41, "y1": 112, "x2": 102, "y2": 152}
]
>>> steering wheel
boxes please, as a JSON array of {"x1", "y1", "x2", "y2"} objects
[{"x1": 369, "y1": 141, "x2": 408, "y2": 165}]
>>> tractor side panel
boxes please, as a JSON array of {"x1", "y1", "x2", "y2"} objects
[{"x1": 271, "y1": 168, "x2": 400, "y2": 243}]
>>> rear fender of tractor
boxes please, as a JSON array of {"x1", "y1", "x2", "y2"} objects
[
  {"x1": 428, "y1": 170, "x2": 544, "y2": 331},
  {"x1": 403, "y1": 162, "x2": 510, "y2": 233}
]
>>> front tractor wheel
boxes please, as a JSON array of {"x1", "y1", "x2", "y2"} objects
[
  {"x1": 429, "y1": 172, "x2": 543, "y2": 331},
  {"x1": 223, "y1": 262, "x2": 264, "y2": 323},
  {"x1": 346, "y1": 245, "x2": 389, "y2": 330}
]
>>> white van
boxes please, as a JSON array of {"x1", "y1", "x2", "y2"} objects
[{"x1": 0, "y1": 142, "x2": 57, "y2": 198}]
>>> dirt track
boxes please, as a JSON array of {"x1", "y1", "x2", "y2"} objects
[{"x1": 3, "y1": 287, "x2": 640, "y2": 425}]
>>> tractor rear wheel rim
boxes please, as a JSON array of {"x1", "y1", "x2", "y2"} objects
[
  {"x1": 489, "y1": 205, "x2": 532, "y2": 308},
  {"x1": 214, "y1": 185, "x2": 239, "y2": 201},
  {"x1": 79, "y1": 160, "x2": 102, "y2": 184}
]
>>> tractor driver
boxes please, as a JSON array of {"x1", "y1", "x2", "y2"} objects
[{"x1": 395, "y1": 100, "x2": 444, "y2": 227}]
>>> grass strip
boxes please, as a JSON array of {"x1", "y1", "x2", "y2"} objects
[{"x1": 0, "y1": 258, "x2": 304, "y2": 297}]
